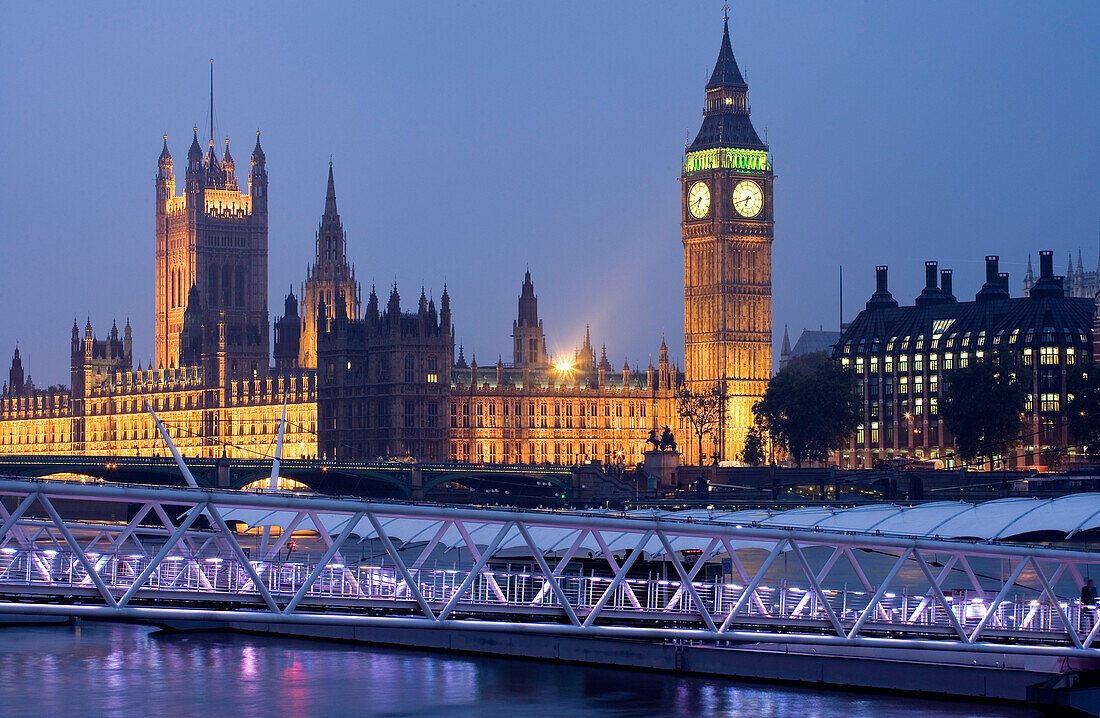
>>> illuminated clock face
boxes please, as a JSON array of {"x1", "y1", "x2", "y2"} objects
[
  {"x1": 687, "y1": 181, "x2": 711, "y2": 219},
  {"x1": 733, "y1": 179, "x2": 763, "y2": 217}
]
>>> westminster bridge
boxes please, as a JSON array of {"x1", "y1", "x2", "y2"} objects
[{"x1": 0, "y1": 454, "x2": 627, "y2": 504}]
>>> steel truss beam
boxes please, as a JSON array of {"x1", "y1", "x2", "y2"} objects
[{"x1": 0, "y1": 478, "x2": 1096, "y2": 659}]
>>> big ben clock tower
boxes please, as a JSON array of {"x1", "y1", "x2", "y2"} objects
[{"x1": 682, "y1": 15, "x2": 773, "y2": 463}]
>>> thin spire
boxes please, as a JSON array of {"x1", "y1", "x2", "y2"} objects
[
  {"x1": 209, "y1": 59, "x2": 215, "y2": 146},
  {"x1": 325, "y1": 161, "x2": 338, "y2": 216},
  {"x1": 707, "y1": 13, "x2": 747, "y2": 89}
]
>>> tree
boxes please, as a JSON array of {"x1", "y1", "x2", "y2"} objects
[
  {"x1": 741, "y1": 419, "x2": 767, "y2": 466},
  {"x1": 940, "y1": 350, "x2": 1029, "y2": 468},
  {"x1": 752, "y1": 351, "x2": 862, "y2": 468},
  {"x1": 1067, "y1": 364, "x2": 1100, "y2": 458},
  {"x1": 676, "y1": 385, "x2": 724, "y2": 465}
]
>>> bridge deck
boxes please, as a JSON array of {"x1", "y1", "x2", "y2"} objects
[{"x1": 0, "y1": 477, "x2": 1097, "y2": 662}]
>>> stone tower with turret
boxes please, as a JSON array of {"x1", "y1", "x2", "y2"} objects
[
  {"x1": 512, "y1": 270, "x2": 549, "y2": 369},
  {"x1": 681, "y1": 16, "x2": 774, "y2": 463},
  {"x1": 155, "y1": 124, "x2": 269, "y2": 377},
  {"x1": 300, "y1": 163, "x2": 360, "y2": 369}
]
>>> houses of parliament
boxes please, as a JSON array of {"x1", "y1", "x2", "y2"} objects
[{"x1": 0, "y1": 19, "x2": 774, "y2": 467}]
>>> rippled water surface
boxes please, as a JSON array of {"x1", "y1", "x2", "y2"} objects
[{"x1": 0, "y1": 622, "x2": 1041, "y2": 717}]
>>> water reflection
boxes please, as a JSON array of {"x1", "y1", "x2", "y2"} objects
[{"x1": 0, "y1": 623, "x2": 1039, "y2": 717}]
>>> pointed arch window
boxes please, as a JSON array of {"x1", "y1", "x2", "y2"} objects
[
  {"x1": 235, "y1": 266, "x2": 245, "y2": 306},
  {"x1": 208, "y1": 265, "x2": 218, "y2": 305},
  {"x1": 222, "y1": 266, "x2": 232, "y2": 306}
]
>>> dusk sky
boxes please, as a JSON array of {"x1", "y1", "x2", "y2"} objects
[{"x1": 1, "y1": 1, "x2": 1097, "y2": 386}]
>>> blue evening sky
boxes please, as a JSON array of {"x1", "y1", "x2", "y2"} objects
[{"x1": 1, "y1": 1, "x2": 1097, "y2": 385}]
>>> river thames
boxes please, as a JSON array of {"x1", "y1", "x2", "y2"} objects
[{"x1": 0, "y1": 622, "x2": 1041, "y2": 717}]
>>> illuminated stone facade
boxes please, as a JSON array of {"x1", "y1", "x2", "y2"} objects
[
  {"x1": 155, "y1": 129, "x2": 270, "y2": 375},
  {"x1": 1, "y1": 320, "x2": 316, "y2": 459},
  {"x1": 2, "y1": 27, "x2": 739, "y2": 467},
  {"x1": 299, "y1": 163, "x2": 360, "y2": 370},
  {"x1": 449, "y1": 274, "x2": 680, "y2": 468},
  {"x1": 1, "y1": 126, "x2": 315, "y2": 461},
  {"x1": 681, "y1": 19, "x2": 774, "y2": 463}
]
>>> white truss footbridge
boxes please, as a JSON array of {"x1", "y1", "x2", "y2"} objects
[{"x1": 0, "y1": 476, "x2": 1099, "y2": 661}]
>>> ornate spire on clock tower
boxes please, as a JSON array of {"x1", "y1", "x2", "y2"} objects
[{"x1": 681, "y1": 15, "x2": 774, "y2": 464}]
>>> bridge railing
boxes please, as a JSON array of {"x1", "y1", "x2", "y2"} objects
[
  {"x1": 0, "y1": 477, "x2": 1098, "y2": 657},
  {"x1": 0, "y1": 545, "x2": 1093, "y2": 640}
]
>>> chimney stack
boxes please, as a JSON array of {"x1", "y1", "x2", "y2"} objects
[
  {"x1": 925, "y1": 261, "x2": 938, "y2": 290},
  {"x1": 916, "y1": 260, "x2": 948, "y2": 307},
  {"x1": 866, "y1": 266, "x2": 899, "y2": 310},
  {"x1": 939, "y1": 269, "x2": 954, "y2": 300},
  {"x1": 1030, "y1": 250, "x2": 1065, "y2": 299},
  {"x1": 986, "y1": 255, "x2": 999, "y2": 283},
  {"x1": 976, "y1": 255, "x2": 1009, "y2": 302}
]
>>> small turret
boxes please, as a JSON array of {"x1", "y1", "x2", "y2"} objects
[
  {"x1": 204, "y1": 136, "x2": 226, "y2": 189},
  {"x1": 8, "y1": 348, "x2": 25, "y2": 395},
  {"x1": 387, "y1": 284, "x2": 401, "y2": 326},
  {"x1": 578, "y1": 324, "x2": 595, "y2": 371},
  {"x1": 158, "y1": 134, "x2": 173, "y2": 182},
  {"x1": 366, "y1": 285, "x2": 379, "y2": 321},
  {"x1": 440, "y1": 284, "x2": 451, "y2": 332},
  {"x1": 427, "y1": 295, "x2": 438, "y2": 326},
  {"x1": 250, "y1": 131, "x2": 267, "y2": 207},
  {"x1": 658, "y1": 335, "x2": 670, "y2": 389},
  {"x1": 186, "y1": 127, "x2": 203, "y2": 193},
  {"x1": 222, "y1": 138, "x2": 238, "y2": 190},
  {"x1": 274, "y1": 287, "x2": 301, "y2": 372},
  {"x1": 187, "y1": 127, "x2": 203, "y2": 164}
]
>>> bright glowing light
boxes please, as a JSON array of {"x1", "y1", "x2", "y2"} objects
[{"x1": 553, "y1": 358, "x2": 575, "y2": 375}]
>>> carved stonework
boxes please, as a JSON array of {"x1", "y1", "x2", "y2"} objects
[{"x1": 681, "y1": 19, "x2": 774, "y2": 466}]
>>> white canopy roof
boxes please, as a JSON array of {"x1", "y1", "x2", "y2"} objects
[{"x1": 215, "y1": 494, "x2": 1100, "y2": 558}]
